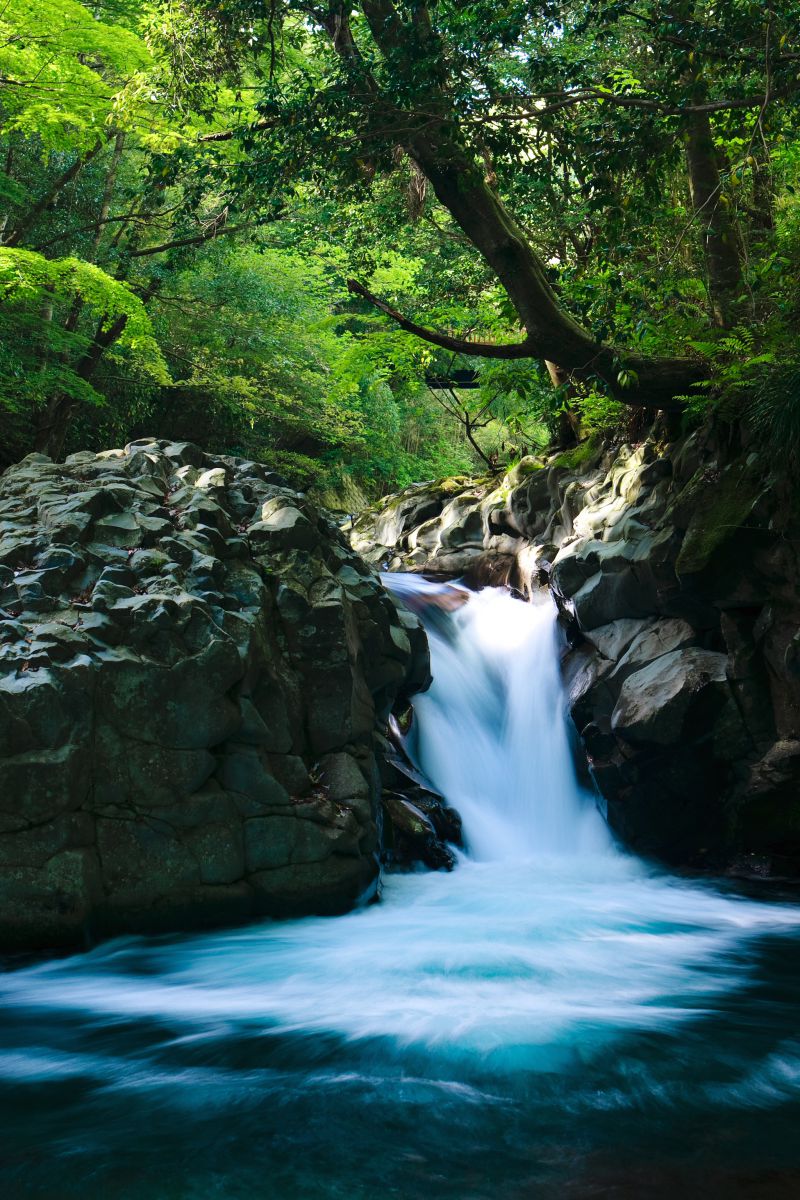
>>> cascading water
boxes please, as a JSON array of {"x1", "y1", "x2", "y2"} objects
[
  {"x1": 388, "y1": 574, "x2": 610, "y2": 859},
  {"x1": 3, "y1": 578, "x2": 800, "y2": 1198}
]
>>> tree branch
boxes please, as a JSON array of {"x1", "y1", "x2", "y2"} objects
[
  {"x1": 197, "y1": 117, "x2": 280, "y2": 143},
  {"x1": 128, "y1": 221, "x2": 251, "y2": 258},
  {"x1": 521, "y1": 89, "x2": 781, "y2": 119},
  {"x1": 347, "y1": 279, "x2": 536, "y2": 359},
  {"x1": 329, "y1": 5, "x2": 708, "y2": 411}
]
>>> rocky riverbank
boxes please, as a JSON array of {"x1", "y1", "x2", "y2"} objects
[
  {"x1": 0, "y1": 439, "x2": 438, "y2": 950},
  {"x1": 351, "y1": 427, "x2": 800, "y2": 875},
  {"x1": 4, "y1": 425, "x2": 798, "y2": 950}
]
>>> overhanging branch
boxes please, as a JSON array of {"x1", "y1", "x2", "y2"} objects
[
  {"x1": 198, "y1": 118, "x2": 280, "y2": 143},
  {"x1": 129, "y1": 222, "x2": 252, "y2": 258},
  {"x1": 347, "y1": 279, "x2": 536, "y2": 359}
]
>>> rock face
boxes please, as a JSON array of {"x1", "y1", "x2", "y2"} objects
[
  {"x1": 377, "y1": 725, "x2": 463, "y2": 872},
  {"x1": 352, "y1": 431, "x2": 800, "y2": 875},
  {"x1": 0, "y1": 440, "x2": 430, "y2": 949}
]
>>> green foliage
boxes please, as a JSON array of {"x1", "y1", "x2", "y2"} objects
[
  {"x1": 677, "y1": 325, "x2": 789, "y2": 429},
  {"x1": 0, "y1": 0, "x2": 152, "y2": 151},
  {"x1": 688, "y1": 327, "x2": 777, "y2": 392},
  {"x1": 1, "y1": 0, "x2": 800, "y2": 487},
  {"x1": 574, "y1": 390, "x2": 627, "y2": 439},
  {"x1": 0, "y1": 247, "x2": 166, "y2": 427},
  {"x1": 0, "y1": 248, "x2": 163, "y2": 354},
  {"x1": 747, "y1": 362, "x2": 800, "y2": 470},
  {"x1": 140, "y1": 244, "x2": 476, "y2": 492}
]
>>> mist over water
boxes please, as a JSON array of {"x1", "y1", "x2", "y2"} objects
[{"x1": 3, "y1": 578, "x2": 800, "y2": 1198}]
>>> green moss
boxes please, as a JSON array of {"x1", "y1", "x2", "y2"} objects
[
  {"x1": 438, "y1": 473, "x2": 495, "y2": 493},
  {"x1": 513, "y1": 457, "x2": 544, "y2": 476},
  {"x1": 503, "y1": 456, "x2": 545, "y2": 489},
  {"x1": 550, "y1": 436, "x2": 601, "y2": 471},
  {"x1": 439, "y1": 476, "x2": 472, "y2": 494},
  {"x1": 675, "y1": 461, "x2": 764, "y2": 576}
]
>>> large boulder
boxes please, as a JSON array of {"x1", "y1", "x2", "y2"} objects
[
  {"x1": 611, "y1": 647, "x2": 731, "y2": 746},
  {"x1": 0, "y1": 440, "x2": 430, "y2": 949}
]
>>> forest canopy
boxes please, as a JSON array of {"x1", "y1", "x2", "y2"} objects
[{"x1": 1, "y1": 1, "x2": 799, "y2": 496}]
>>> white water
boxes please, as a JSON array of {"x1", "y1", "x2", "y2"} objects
[
  {"x1": 2, "y1": 577, "x2": 800, "y2": 1085},
  {"x1": 397, "y1": 577, "x2": 610, "y2": 859}
]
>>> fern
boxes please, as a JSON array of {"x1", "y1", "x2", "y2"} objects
[{"x1": 747, "y1": 363, "x2": 800, "y2": 469}]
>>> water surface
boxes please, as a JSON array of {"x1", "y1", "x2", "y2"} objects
[{"x1": 2, "y1": 581, "x2": 800, "y2": 1198}]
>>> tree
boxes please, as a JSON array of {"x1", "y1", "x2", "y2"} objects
[
  {"x1": 203, "y1": 0, "x2": 798, "y2": 410},
  {"x1": 2, "y1": 0, "x2": 799, "y2": 480},
  {"x1": 0, "y1": 0, "x2": 271, "y2": 456},
  {"x1": 0, "y1": 0, "x2": 477, "y2": 488}
]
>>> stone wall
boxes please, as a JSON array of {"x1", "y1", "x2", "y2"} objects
[{"x1": 0, "y1": 440, "x2": 429, "y2": 949}]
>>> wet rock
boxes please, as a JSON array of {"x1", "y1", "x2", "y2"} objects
[
  {"x1": 0, "y1": 440, "x2": 431, "y2": 949},
  {"x1": 382, "y1": 793, "x2": 457, "y2": 872},
  {"x1": 351, "y1": 427, "x2": 800, "y2": 873},
  {"x1": 377, "y1": 724, "x2": 462, "y2": 872}
]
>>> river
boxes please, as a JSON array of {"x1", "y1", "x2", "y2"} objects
[{"x1": 2, "y1": 579, "x2": 800, "y2": 1197}]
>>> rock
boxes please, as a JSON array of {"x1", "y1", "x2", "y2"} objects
[
  {"x1": 609, "y1": 617, "x2": 696, "y2": 682},
  {"x1": 350, "y1": 426, "x2": 800, "y2": 873},
  {"x1": 0, "y1": 441, "x2": 431, "y2": 949},
  {"x1": 582, "y1": 618, "x2": 652, "y2": 662},
  {"x1": 733, "y1": 740, "x2": 800, "y2": 861},
  {"x1": 611, "y1": 647, "x2": 731, "y2": 746},
  {"x1": 674, "y1": 460, "x2": 767, "y2": 577},
  {"x1": 350, "y1": 476, "x2": 496, "y2": 569},
  {"x1": 382, "y1": 793, "x2": 457, "y2": 872}
]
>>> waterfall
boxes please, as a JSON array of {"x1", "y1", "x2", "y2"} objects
[{"x1": 385, "y1": 575, "x2": 610, "y2": 860}]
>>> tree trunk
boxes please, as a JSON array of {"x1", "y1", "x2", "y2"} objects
[
  {"x1": 408, "y1": 143, "x2": 704, "y2": 408},
  {"x1": 90, "y1": 132, "x2": 125, "y2": 262},
  {"x1": 545, "y1": 360, "x2": 580, "y2": 447},
  {"x1": 34, "y1": 313, "x2": 128, "y2": 458},
  {"x1": 464, "y1": 415, "x2": 493, "y2": 469},
  {"x1": 684, "y1": 108, "x2": 743, "y2": 327},
  {"x1": 349, "y1": 1, "x2": 707, "y2": 411},
  {"x1": 674, "y1": 0, "x2": 744, "y2": 327}
]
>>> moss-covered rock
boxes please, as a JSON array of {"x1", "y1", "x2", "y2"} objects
[{"x1": 674, "y1": 460, "x2": 767, "y2": 577}]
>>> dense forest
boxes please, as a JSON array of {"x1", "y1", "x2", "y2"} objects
[{"x1": 1, "y1": 1, "x2": 799, "y2": 500}]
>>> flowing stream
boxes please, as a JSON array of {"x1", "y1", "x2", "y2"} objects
[{"x1": 3, "y1": 577, "x2": 800, "y2": 1198}]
